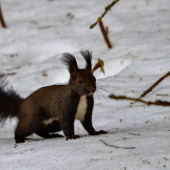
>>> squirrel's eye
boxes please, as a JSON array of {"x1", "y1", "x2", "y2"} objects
[{"x1": 79, "y1": 79, "x2": 83, "y2": 84}]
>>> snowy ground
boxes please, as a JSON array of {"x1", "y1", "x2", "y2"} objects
[{"x1": 0, "y1": 0, "x2": 170, "y2": 169}]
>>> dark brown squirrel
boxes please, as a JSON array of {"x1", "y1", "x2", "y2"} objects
[{"x1": 0, "y1": 50, "x2": 107, "y2": 143}]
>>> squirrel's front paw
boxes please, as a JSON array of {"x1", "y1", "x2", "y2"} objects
[
  {"x1": 91, "y1": 130, "x2": 108, "y2": 135},
  {"x1": 66, "y1": 134, "x2": 81, "y2": 140}
]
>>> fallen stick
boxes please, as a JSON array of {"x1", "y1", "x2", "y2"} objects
[
  {"x1": 100, "y1": 140, "x2": 135, "y2": 149},
  {"x1": 0, "y1": 72, "x2": 16, "y2": 78},
  {"x1": 109, "y1": 94, "x2": 170, "y2": 107},
  {"x1": 135, "y1": 70, "x2": 170, "y2": 101}
]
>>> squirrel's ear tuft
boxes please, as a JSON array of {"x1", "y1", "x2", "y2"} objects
[
  {"x1": 80, "y1": 50, "x2": 92, "y2": 71},
  {"x1": 61, "y1": 53, "x2": 79, "y2": 77}
]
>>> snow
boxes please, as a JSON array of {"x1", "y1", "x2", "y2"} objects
[{"x1": 0, "y1": 0, "x2": 170, "y2": 169}]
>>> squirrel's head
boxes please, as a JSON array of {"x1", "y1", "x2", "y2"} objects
[{"x1": 61, "y1": 50, "x2": 96, "y2": 96}]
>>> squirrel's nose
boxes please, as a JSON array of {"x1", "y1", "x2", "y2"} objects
[{"x1": 90, "y1": 87, "x2": 96, "y2": 93}]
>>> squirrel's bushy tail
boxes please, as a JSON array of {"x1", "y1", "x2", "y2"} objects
[{"x1": 0, "y1": 80, "x2": 23, "y2": 126}]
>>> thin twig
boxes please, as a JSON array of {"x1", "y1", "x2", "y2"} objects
[
  {"x1": 135, "y1": 70, "x2": 170, "y2": 102},
  {"x1": 0, "y1": 72, "x2": 16, "y2": 78},
  {"x1": 0, "y1": 2, "x2": 7, "y2": 28},
  {"x1": 109, "y1": 94, "x2": 170, "y2": 107},
  {"x1": 99, "y1": 20, "x2": 112, "y2": 49},
  {"x1": 100, "y1": 140, "x2": 135, "y2": 149},
  {"x1": 90, "y1": 0, "x2": 120, "y2": 29}
]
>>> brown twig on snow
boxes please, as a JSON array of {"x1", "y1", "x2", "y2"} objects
[
  {"x1": 92, "y1": 58, "x2": 105, "y2": 74},
  {"x1": 128, "y1": 133, "x2": 140, "y2": 136},
  {"x1": 0, "y1": 2, "x2": 7, "y2": 28},
  {"x1": 109, "y1": 94, "x2": 170, "y2": 107},
  {"x1": 99, "y1": 20, "x2": 112, "y2": 49},
  {"x1": 0, "y1": 72, "x2": 16, "y2": 78},
  {"x1": 135, "y1": 70, "x2": 170, "y2": 102},
  {"x1": 100, "y1": 140, "x2": 135, "y2": 149},
  {"x1": 90, "y1": 0, "x2": 120, "y2": 29}
]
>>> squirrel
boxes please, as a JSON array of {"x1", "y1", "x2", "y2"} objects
[{"x1": 0, "y1": 50, "x2": 107, "y2": 143}]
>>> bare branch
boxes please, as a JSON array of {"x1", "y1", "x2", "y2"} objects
[
  {"x1": 90, "y1": 0, "x2": 120, "y2": 29},
  {"x1": 109, "y1": 94, "x2": 170, "y2": 107},
  {"x1": 99, "y1": 20, "x2": 112, "y2": 49},
  {"x1": 0, "y1": 2, "x2": 7, "y2": 28}
]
